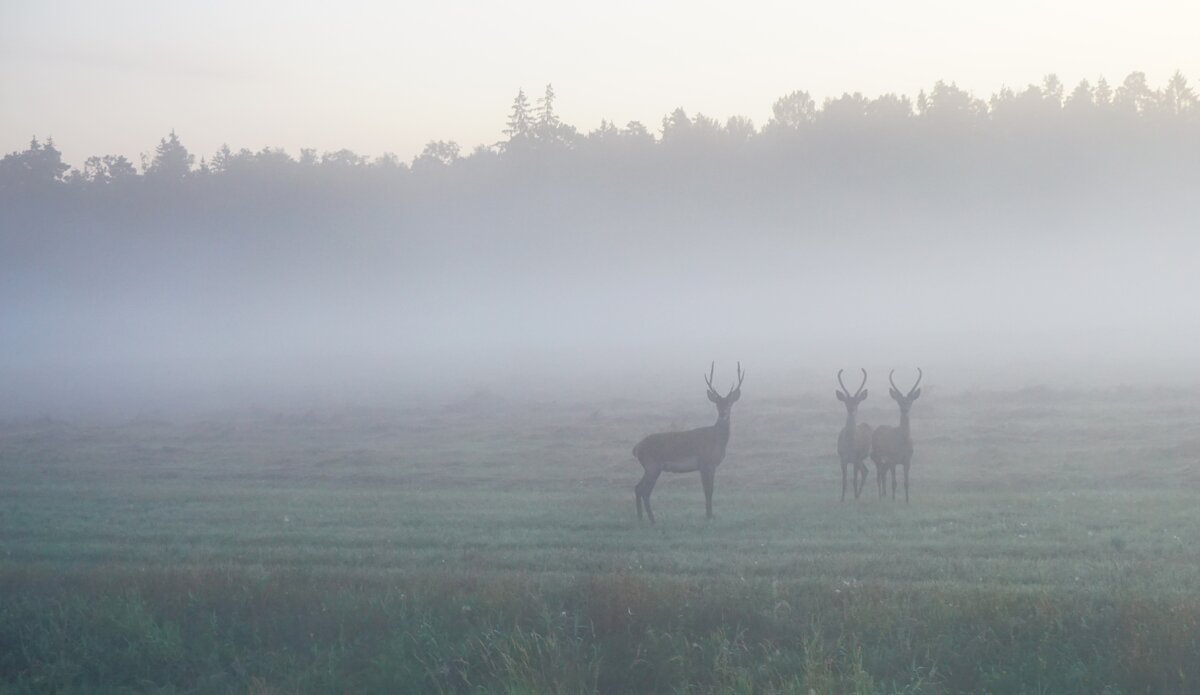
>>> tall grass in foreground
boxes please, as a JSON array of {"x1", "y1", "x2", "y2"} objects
[{"x1": 1, "y1": 566, "x2": 1195, "y2": 694}]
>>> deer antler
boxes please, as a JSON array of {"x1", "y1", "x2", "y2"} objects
[
  {"x1": 704, "y1": 361, "x2": 717, "y2": 395},
  {"x1": 729, "y1": 362, "x2": 745, "y2": 396},
  {"x1": 837, "y1": 368, "x2": 866, "y2": 397},
  {"x1": 889, "y1": 368, "x2": 922, "y2": 397}
]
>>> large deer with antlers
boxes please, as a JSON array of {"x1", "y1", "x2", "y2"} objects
[
  {"x1": 836, "y1": 369, "x2": 872, "y2": 502},
  {"x1": 870, "y1": 368, "x2": 922, "y2": 503},
  {"x1": 632, "y1": 362, "x2": 745, "y2": 523}
]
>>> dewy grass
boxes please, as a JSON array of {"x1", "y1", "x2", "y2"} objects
[
  {"x1": 1, "y1": 567, "x2": 1196, "y2": 693},
  {"x1": 2, "y1": 389, "x2": 1200, "y2": 692}
]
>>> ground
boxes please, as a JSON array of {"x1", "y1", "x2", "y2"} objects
[{"x1": 1, "y1": 388, "x2": 1198, "y2": 693}]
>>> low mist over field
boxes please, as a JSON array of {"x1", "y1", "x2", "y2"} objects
[
  {"x1": 4, "y1": 3, "x2": 1200, "y2": 692},
  {"x1": 3, "y1": 74, "x2": 1200, "y2": 416}
]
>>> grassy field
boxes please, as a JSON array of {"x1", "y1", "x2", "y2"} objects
[{"x1": 2, "y1": 387, "x2": 1199, "y2": 693}]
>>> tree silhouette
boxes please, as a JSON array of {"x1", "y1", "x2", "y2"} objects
[
  {"x1": 864, "y1": 94, "x2": 913, "y2": 122},
  {"x1": 536, "y1": 85, "x2": 560, "y2": 134},
  {"x1": 765, "y1": 90, "x2": 816, "y2": 131},
  {"x1": 413, "y1": 140, "x2": 461, "y2": 169},
  {"x1": 821, "y1": 92, "x2": 871, "y2": 123},
  {"x1": 0, "y1": 137, "x2": 70, "y2": 189},
  {"x1": 144, "y1": 130, "x2": 194, "y2": 180},
  {"x1": 1095, "y1": 77, "x2": 1114, "y2": 107},
  {"x1": 502, "y1": 88, "x2": 533, "y2": 152},
  {"x1": 1065, "y1": 80, "x2": 1095, "y2": 113},
  {"x1": 321, "y1": 149, "x2": 369, "y2": 168},
  {"x1": 78, "y1": 155, "x2": 137, "y2": 184},
  {"x1": 1161, "y1": 71, "x2": 1196, "y2": 116},
  {"x1": 920, "y1": 81, "x2": 986, "y2": 124},
  {"x1": 532, "y1": 84, "x2": 577, "y2": 149},
  {"x1": 1114, "y1": 72, "x2": 1156, "y2": 115},
  {"x1": 724, "y1": 115, "x2": 756, "y2": 144},
  {"x1": 1, "y1": 70, "x2": 1196, "y2": 198}
]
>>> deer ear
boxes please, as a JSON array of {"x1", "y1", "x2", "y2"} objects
[
  {"x1": 889, "y1": 388, "x2": 902, "y2": 400},
  {"x1": 910, "y1": 388, "x2": 921, "y2": 400},
  {"x1": 728, "y1": 389, "x2": 741, "y2": 403},
  {"x1": 707, "y1": 390, "x2": 720, "y2": 403},
  {"x1": 858, "y1": 389, "x2": 868, "y2": 401},
  {"x1": 836, "y1": 390, "x2": 846, "y2": 402}
]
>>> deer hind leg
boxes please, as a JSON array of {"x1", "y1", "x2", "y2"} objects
[
  {"x1": 890, "y1": 465, "x2": 897, "y2": 500},
  {"x1": 635, "y1": 467, "x2": 653, "y2": 522},
  {"x1": 854, "y1": 461, "x2": 868, "y2": 499},
  {"x1": 639, "y1": 468, "x2": 661, "y2": 524},
  {"x1": 701, "y1": 467, "x2": 715, "y2": 519}
]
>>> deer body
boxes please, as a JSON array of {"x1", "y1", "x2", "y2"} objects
[
  {"x1": 634, "y1": 422, "x2": 729, "y2": 473},
  {"x1": 870, "y1": 369, "x2": 922, "y2": 503},
  {"x1": 634, "y1": 363, "x2": 744, "y2": 523},
  {"x1": 835, "y1": 369, "x2": 872, "y2": 501}
]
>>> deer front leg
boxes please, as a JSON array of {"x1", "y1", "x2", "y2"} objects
[
  {"x1": 840, "y1": 461, "x2": 848, "y2": 502},
  {"x1": 854, "y1": 462, "x2": 867, "y2": 499},
  {"x1": 890, "y1": 466, "x2": 897, "y2": 501},
  {"x1": 701, "y1": 467, "x2": 715, "y2": 519},
  {"x1": 903, "y1": 461, "x2": 910, "y2": 504}
]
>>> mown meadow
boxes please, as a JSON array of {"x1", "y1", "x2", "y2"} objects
[{"x1": 2, "y1": 387, "x2": 1199, "y2": 693}]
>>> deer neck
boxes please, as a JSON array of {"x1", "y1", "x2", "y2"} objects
[
  {"x1": 899, "y1": 410, "x2": 911, "y2": 442},
  {"x1": 712, "y1": 413, "x2": 731, "y2": 443},
  {"x1": 843, "y1": 409, "x2": 857, "y2": 433}
]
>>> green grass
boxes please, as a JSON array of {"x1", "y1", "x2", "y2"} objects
[{"x1": 2, "y1": 389, "x2": 1200, "y2": 693}]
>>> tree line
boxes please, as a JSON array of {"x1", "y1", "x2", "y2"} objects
[{"x1": 2, "y1": 72, "x2": 1196, "y2": 193}]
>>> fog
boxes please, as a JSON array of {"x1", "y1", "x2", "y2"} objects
[{"x1": 2, "y1": 77, "x2": 1199, "y2": 418}]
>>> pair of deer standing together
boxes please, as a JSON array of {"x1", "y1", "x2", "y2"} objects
[
  {"x1": 835, "y1": 367, "x2": 923, "y2": 504},
  {"x1": 632, "y1": 363, "x2": 922, "y2": 523}
]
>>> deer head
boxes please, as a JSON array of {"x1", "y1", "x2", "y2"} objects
[
  {"x1": 704, "y1": 361, "x2": 745, "y2": 423},
  {"x1": 836, "y1": 368, "x2": 869, "y2": 413},
  {"x1": 888, "y1": 368, "x2": 923, "y2": 414}
]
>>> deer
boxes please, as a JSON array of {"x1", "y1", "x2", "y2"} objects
[
  {"x1": 632, "y1": 362, "x2": 744, "y2": 523},
  {"x1": 835, "y1": 368, "x2": 872, "y2": 502},
  {"x1": 870, "y1": 368, "x2": 922, "y2": 503}
]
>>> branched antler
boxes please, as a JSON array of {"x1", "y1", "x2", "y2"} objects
[
  {"x1": 838, "y1": 368, "x2": 867, "y2": 398},
  {"x1": 730, "y1": 362, "x2": 745, "y2": 396},
  {"x1": 889, "y1": 368, "x2": 923, "y2": 397}
]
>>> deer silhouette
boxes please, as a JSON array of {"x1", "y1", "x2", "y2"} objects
[
  {"x1": 836, "y1": 368, "x2": 872, "y2": 501},
  {"x1": 633, "y1": 362, "x2": 744, "y2": 523},
  {"x1": 870, "y1": 368, "x2": 922, "y2": 503}
]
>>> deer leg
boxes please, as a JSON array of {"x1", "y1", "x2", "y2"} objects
[
  {"x1": 701, "y1": 467, "x2": 715, "y2": 519},
  {"x1": 840, "y1": 461, "x2": 848, "y2": 502},
  {"x1": 635, "y1": 468, "x2": 653, "y2": 522},
  {"x1": 890, "y1": 466, "x2": 897, "y2": 500},
  {"x1": 636, "y1": 481, "x2": 644, "y2": 521},
  {"x1": 854, "y1": 462, "x2": 867, "y2": 499},
  {"x1": 641, "y1": 468, "x2": 661, "y2": 524},
  {"x1": 903, "y1": 462, "x2": 910, "y2": 504}
]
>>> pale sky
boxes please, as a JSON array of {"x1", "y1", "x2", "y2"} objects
[{"x1": 2, "y1": 1, "x2": 1197, "y2": 168}]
